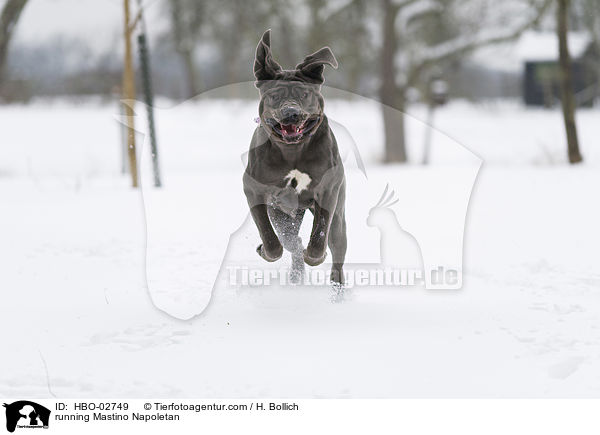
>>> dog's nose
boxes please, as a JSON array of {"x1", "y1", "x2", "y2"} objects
[{"x1": 280, "y1": 106, "x2": 301, "y2": 124}]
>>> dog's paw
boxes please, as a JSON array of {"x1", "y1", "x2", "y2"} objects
[
  {"x1": 303, "y1": 248, "x2": 327, "y2": 266},
  {"x1": 330, "y1": 267, "x2": 345, "y2": 285},
  {"x1": 256, "y1": 243, "x2": 283, "y2": 262}
]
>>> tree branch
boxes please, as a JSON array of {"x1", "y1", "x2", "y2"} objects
[
  {"x1": 404, "y1": 0, "x2": 553, "y2": 88},
  {"x1": 399, "y1": 0, "x2": 442, "y2": 29},
  {"x1": 393, "y1": 0, "x2": 423, "y2": 9},
  {"x1": 127, "y1": 9, "x2": 143, "y2": 34},
  {"x1": 0, "y1": 0, "x2": 28, "y2": 82},
  {"x1": 322, "y1": 0, "x2": 361, "y2": 22}
]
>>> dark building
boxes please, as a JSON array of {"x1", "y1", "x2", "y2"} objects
[
  {"x1": 521, "y1": 33, "x2": 598, "y2": 107},
  {"x1": 524, "y1": 59, "x2": 595, "y2": 107}
]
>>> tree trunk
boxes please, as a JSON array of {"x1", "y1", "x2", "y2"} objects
[
  {"x1": 168, "y1": 0, "x2": 201, "y2": 99},
  {"x1": 380, "y1": 0, "x2": 407, "y2": 163},
  {"x1": 557, "y1": 0, "x2": 583, "y2": 164},
  {"x1": 180, "y1": 48, "x2": 198, "y2": 98},
  {"x1": 123, "y1": 0, "x2": 138, "y2": 187},
  {"x1": 0, "y1": 0, "x2": 28, "y2": 83},
  {"x1": 307, "y1": 0, "x2": 326, "y2": 50},
  {"x1": 382, "y1": 98, "x2": 407, "y2": 162},
  {"x1": 223, "y1": 2, "x2": 246, "y2": 97}
]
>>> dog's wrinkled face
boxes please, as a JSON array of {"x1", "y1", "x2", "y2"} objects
[
  {"x1": 259, "y1": 81, "x2": 323, "y2": 144},
  {"x1": 253, "y1": 30, "x2": 337, "y2": 145}
]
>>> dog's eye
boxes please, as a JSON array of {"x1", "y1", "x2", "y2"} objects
[{"x1": 302, "y1": 92, "x2": 310, "y2": 99}]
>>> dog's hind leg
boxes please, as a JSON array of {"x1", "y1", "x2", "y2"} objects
[{"x1": 268, "y1": 206, "x2": 306, "y2": 284}]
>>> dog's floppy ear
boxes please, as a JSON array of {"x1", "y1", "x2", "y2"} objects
[
  {"x1": 295, "y1": 47, "x2": 338, "y2": 84},
  {"x1": 254, "y1": 29, "x2": 282, "y2": 84}
]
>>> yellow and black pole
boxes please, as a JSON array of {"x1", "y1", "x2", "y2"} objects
[{"x1": 136, "y1": 0, "x2": 161, "y2": 187}]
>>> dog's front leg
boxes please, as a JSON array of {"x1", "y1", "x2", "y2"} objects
[
  {"x1": 250, "y1": 204, "x2": 283, "y2": 262},
  {"x1": 304, "y1": 202, "x2": 331, "y2": 266}
]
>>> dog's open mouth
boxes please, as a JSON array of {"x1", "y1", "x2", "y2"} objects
[{"x1": 265, "y1": 116, "x2": 320, "y2": 144}]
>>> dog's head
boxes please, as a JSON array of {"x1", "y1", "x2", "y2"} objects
[{"x1": 254, "y1": 30, "x2": 337, "y2": 145}]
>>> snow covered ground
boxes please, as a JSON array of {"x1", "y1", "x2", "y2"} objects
[{"x1": 1, "y1": 96, "x2": 599, "y2": 398}]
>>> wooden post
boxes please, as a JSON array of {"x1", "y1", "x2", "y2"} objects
[
  {"x1": 557, "y1": 0, "x2": 583, "y2": 164},
  {"x1": 123, "y1": 0, "x2": 138, "y2": 187}
]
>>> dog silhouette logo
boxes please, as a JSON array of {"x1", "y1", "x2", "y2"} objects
[{"x1": 3, "y1": 401, "x2": 50, "y2": 432}]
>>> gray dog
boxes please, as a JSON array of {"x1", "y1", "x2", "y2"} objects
[{"x1": 243, "y1": 30, "x2": 346, "y2": 285}]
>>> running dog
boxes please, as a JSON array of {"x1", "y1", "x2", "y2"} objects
[{"x1": 243, "y1": 30, "x2": 346, "y2": 285}]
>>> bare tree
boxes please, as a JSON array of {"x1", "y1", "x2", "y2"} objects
[
  {"x1": 304, "y1": 0, "x2": 371, "y2": 91},
  {"x1": 203, "y1": 0, "x2": 269, "y2": 92},
  {"x1": 0, "y1": 0, "x2": 28, "y2": 83},
  {"x1": 573, "y1": 0, "x2": 600, "y2": 102},
  {"x1": 306, "y1": 0, "x2": 328, "y2": 51},
  {"x1": 160, "y1": 0, "x2": 369, "y2": 95},
  {"x1": 380, "y1": 0, "x2": 553, "y2": 163},
  {"x1": 168, "y1": 0, "x2": 204, "y2": 98},
  {"x1": 264, "y1": 0, "x2": 298, "y2": 68},
  {"x1": 330, "y1": 0, "x2": 370, "y2": 92},
  {"x1": 557, "y1": 0, "x2": 583, "y2": 163},
  {"x1": 380, "y1": 0, "x2": 406, "y2": 162}
]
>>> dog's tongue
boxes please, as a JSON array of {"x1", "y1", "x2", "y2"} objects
[{"x1": 281, "y1": 124, "x2": 297, "y2": 135}]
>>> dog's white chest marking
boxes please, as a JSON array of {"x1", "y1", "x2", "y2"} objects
[{"x1": 284, "y1": 169, "x2": 311, "y2": 194}]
